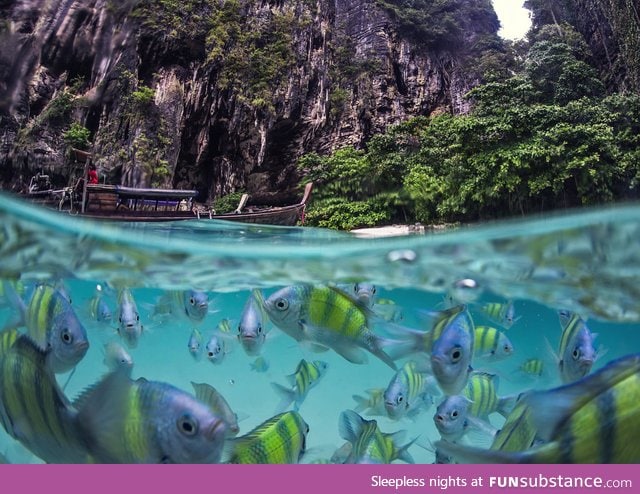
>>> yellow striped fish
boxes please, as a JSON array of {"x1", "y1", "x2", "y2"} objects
[
  {"x1": 0, "y1": 331, "x2": 88, "y2": 463},
  {"x1": 479, "y1": 301, "x2": 518, "y2": 329},
  {"x1": 271, "y1": 359, "x2": 328, "y2": 411},
  {"x1": 22, "y1": 283, "x2": 89, "y2": 373},
  {"x1": 433, "y1": 395, "x2": 496, "y2": 443},
  {"x1": 435, "y1": 353, "x2": 640, "y2": 463},
  {"x1": 217, "y1": 318, "x2": 233, "y2": 334},
  {"x1": 557, "y1": 310, "x2": 597, "y2": 383},
  {"x1": 517, "y1": 358, "x2": 544, "y2": 377},
  {"x1": 352, "y1": 388, "x2": 387, "y2": 416},
  {"x1": 474, "y1": 326, "x2": 514, "y2": 361},
  {"x1": 463, "y1": 372, "x2": 516, "y2": 420},
  {"x1": 263, "y1": 285, "x2": 402, "y2": 369},
  {"x1": 75, "y1": 371, "x2": 228, "y2": 463},
  {"x1": 338, "y1": 409, "x2": 415, "y2": 464},
  {"x1": 383, "y1": 360, "x2": 437, "y2": 419},
  {"x1": 224, "y1": 411, "x2": 309, "y2": 464}
]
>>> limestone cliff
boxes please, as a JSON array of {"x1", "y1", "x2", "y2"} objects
[{"x1": 0, "y1": 0, "x2": 500, "y2": 201}]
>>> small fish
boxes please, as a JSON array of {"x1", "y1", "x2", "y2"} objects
[
  {"x1": 191, "y1": 382, "x2": 240, "y2": 437},
  {"x1": 204, "y1": 333, "x2": 227, "y2": 364},
  {"x1": 116, "y1": 288, "x2": 143, "y2": 349},
  {"x1": 21, "y1": 283, "x2": 90, "y2": 373},
  {"x1": 0, "y1": 331, "x2": 88, "y2": 463},
  {"x1": 556, "y1": 310, "x2": 598, "y2": 383},
  {"x1": 188, "y1": 329, "x2": 203, "y2": 361},
  {"x1": 517, "y1": 358, "x2": 545, "y2": 377},
  {"x1": 338, "y1": 409, "x2": 415, "y2": 464},
  {"x1": 352, "y1": 283, "x2": 377, "y2": 307},
  {"x1": 224, "y1": 411, "x2": 309, "y2": 464},
  {"x1": 88, "y1": 285, "x2": 112, "y2": 324},
  {"x1": 373, "y1": 298, "x2": 404, "y2": 323},
  {"x1": 153, "y1": 290, "x2": 209, "y2": 323},
  {"x1": 75, "y1": 371, "x2": 228, "y2": 463},
  {"x1": 433, "y1": 395, "x2": 496, "y2": 443},
  {"x1": 103, "y1": 342, "x2": 134, "y2": 373},
  {"x1": 430, "y1": 306, "x2": 475, "y2": 395},
  {"x1": 463, "y1": 372, "x2": 516, "y2": 420},
  {"x1": 479, "y1": 301, "x2": 518, "y2": 329},
  {"x1": 263, "y1": 285, "x2": 402, "y2": 369},
  {"x1": 383, "y1": 360, "x2": 437, "y2": 420},
  {"x1": 352, "y1": 388, "x2": 387, "y2": 416},
  {"x1": 250, "y1": 356, "x2": 270, "y2": 373},
  {"x1": 217, "y1": 318, "x2": 233, "y2": 334},
  {"x1": 473, "y1": 326, "x2": 514, "y2": 361},
  {"x1": 238, "y1": 290, "x2": 268, "y2": 356},
  {"x1": 435, "y1": 353, "x2": 640, "y2": 463},
  {"x1": 271, "y1": 359, "x2": 328, "y2": 411}
]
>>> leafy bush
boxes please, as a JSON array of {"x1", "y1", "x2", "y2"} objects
[{"x1": 63, "y1": 123, "x2": 91, "y2": 150}]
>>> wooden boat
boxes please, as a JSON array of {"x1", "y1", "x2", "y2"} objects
[{"x1": 20, "y1": 180, "x2": 312, "y2": 226}]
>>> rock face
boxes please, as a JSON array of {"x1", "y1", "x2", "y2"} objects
[{"x1": 0, "y1": 0, "x2": 498, "y2": 201}]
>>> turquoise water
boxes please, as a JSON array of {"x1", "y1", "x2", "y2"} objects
[{"x1": 1, "y1": 191, "x2": 639, "y2": 463}]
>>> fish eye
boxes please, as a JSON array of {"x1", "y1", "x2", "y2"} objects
[
  {"x1": 275, "y1": 298, "x2": 289, "y2": 311},
  {"x1": 372, "y1": 286, "x2": 376, "y2": 294},
  {"x1": 451, "y1": 410, "x2": 458, "y2": 419},
  {"x1": 572, "y1": 348, "x2": 580, "y2": 359},
  {"x1": 451, "y1": 348, "x2": 462, "y2": 362},
  {"x1": 136, "y1": 314, "x2": 140, "y2": 322},
  {"x1": 257, "y1": 324, "x2": 262, "y2": 334},
  {"x1": 354, "y1": 284, "x2": 359, "y2": 292},
  {"x1": 177, "y1": 415, "x2": 198, "y2": 436},
  {"x1": 504, "y1": 345, "x2": 511, "y2": 352},
  {"x1": 61, "y1": 329, "x2": 73, "y2": 344},
  {"x1": 397, "y1": 395, "x2": 404, "y2": 404},
  {"x1": 190, "y1": 297, "x2": 195, "y2": 306}
]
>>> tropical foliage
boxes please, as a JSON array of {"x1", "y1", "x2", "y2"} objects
[{"x1": 299, "y1": 25, "x2": 640, "y2": 229}]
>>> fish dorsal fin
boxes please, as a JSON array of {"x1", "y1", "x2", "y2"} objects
[{"x1": 524, "y1": 353, "x2": 640, "y2": 441}]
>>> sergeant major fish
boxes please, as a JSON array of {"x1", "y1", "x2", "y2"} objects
[
  {"x1": 18, "y1": 283, "x2": 89, "y2": 373},
  {"x1": 338, "y1": 409, "x2": 415, "y2": 464},
  {"x1": 224, "y1": 411, "x2": 309, "y2": 464},
  {"x1": 474, "y1": 326, "x2": 514, "y2": 362},
  {"x1": 0, "y1": 331, "x2": 88, "y2": 463},
  {"x1": 433, "y1": 395, "x2": 496, "y2": 444},
  {"x1": 238, "y1": 290, "x2": 268, "y2": 356},
  {"x1": 384, "y1": 360, "x2": 438, "y2": 420},
  {"x1": 435, "y1": 353, "x2": 640, "y2": 463},
  {"x1": 188, "y1": 329, "x2": 203, "y2": 361},
  {"x1": 555, "y1": 310, "x2": 598, "y2": 383},
  {"x1": 271, "y1": 359, "x2": 328, "y2": 412},
  {"x1": 263, "y1": 285, "x2": 403, "y2": 369},
  {"x1": 478, "y1": 301, "x2": 518, "y2": 329},
  {"x1": 152, "y1": 290, "x2": 209, "y2": 324},
  {"x1": 116, "y1": 288, "x2": 143, "y2": 349},
  {"x1": 103, "y1": 341, "x2": 134, "y2": 374},
  {"x1": 75, "y1": 371, "x2": 228, "y2": 463},
  {"x1": 463, "y1": 372, "x2": 516, "y2": 420}
]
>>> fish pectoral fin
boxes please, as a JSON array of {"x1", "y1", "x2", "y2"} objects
[{"x1": 331, "y1": 342, "x2": 369, "y2": 365}]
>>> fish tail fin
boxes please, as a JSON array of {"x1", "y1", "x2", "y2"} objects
[
  {"x1": 351, "y1": 394, "x2": 369, "y2": 413},
  {"x1": 338, "y1": 409, "x2": 366, "y2": 444},
  {"x1": 373, "y1": 328, "x2": 424, "y2": 362},
  {"x1": 389, "y1": 432, "x2": 417, "y2": 464},
  {"x1": 270, "y1": 382, "x2": 296, "y2": 412}
]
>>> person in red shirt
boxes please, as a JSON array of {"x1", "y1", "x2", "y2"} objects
[{"x1": 87, "y1": 164, "x2": 98, "y2": 184}]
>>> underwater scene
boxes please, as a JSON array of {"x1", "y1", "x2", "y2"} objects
[{"x1": 1, "y1": 191, "x2": 640, "y2": 464}]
